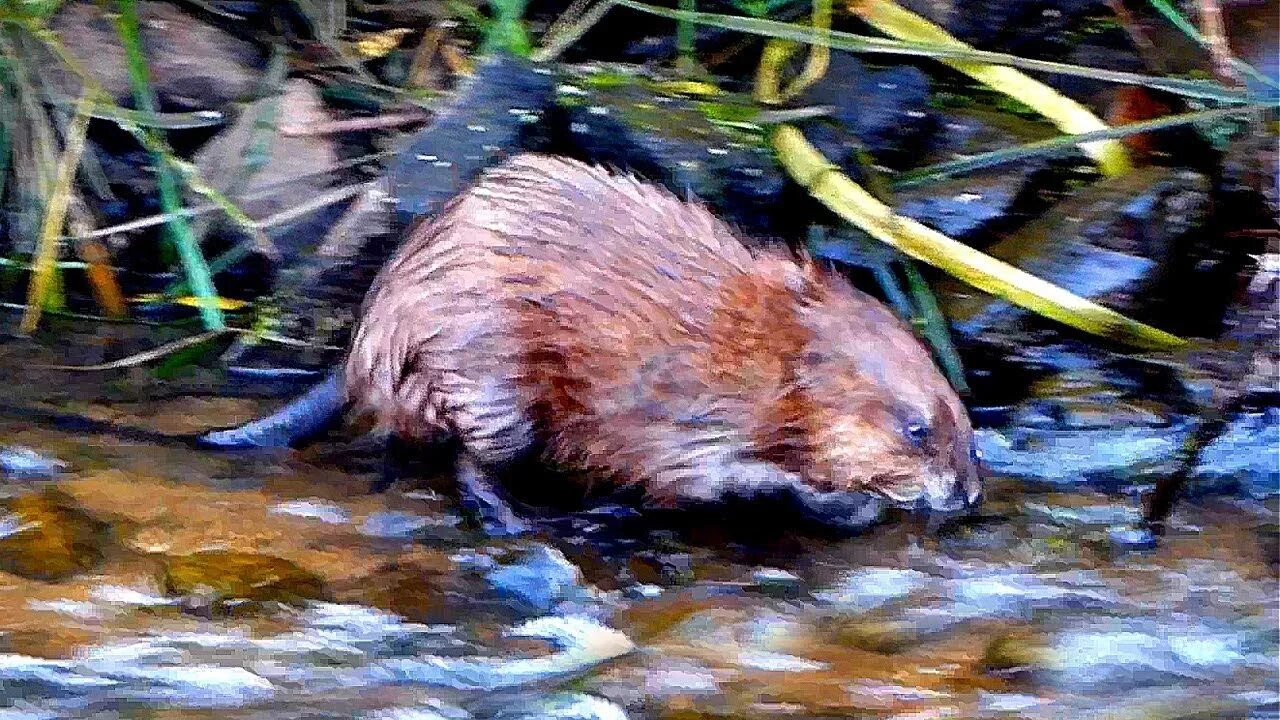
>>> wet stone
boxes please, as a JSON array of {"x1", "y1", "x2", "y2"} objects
[
  {"x1": 269, "y1": 498, "x2": 351, "y2": 525},
  {"x1": 748, "y1": 568, "x2": 802, "y2": 599},
  {"x1": 1107, "y1": 525, "x2": 1159, "y2": 552},
  {"x1": 0, "y1": 490, "x2": 112, "y2": 582},
  {"x1": 1048, "y1": 617, "x2": 1266, "y2": 692},
  {"x1": 358, "y1": 558, "x2": 461, "y2": 625},
  {"x1": 484, "y1": 544, "x2": 591, "y2": 615},
  {"x1": 160, "y1": 551, "x2": 326, "y2": 607},
  {"x1": 627, "y1": 551, "x2": 696, "y2": 586},
  {"x1": 982, "y1": 630, "x2": 1052, "y2": 678},
  {"x1": 821, "y1": 616, "x2": 921, "y2": 655},
  {"x1": 360, "y1": 510, "x2": 433, "y2": 539},
  {"x1": 798, "y1": 52, "x2": 936, "y2": 167},
  {"x1": 973, "y1": 422, "x2": 1190, "y2": 489},
  {"x1": 897, "y1": 0, "x2": 1115, "y2": 56},
  {"x1": 490, "y1": 693, "x2": 628, "y2": 720},
  {"x1": 192, "y1": 79, "x2": 344, "y2": 265},
  {"x1": 389, "y1": 55, "x2": 557, "y2": 229},
  {"x1": 1023, "y1": 501, "x2": 1142, "y2": 528},
  {"x1": 625, "y1": 583, "x2": 664, "y2": 601},
  {"x1": 364, "y1": 706, "x2": 470, "y2": 720},
  {"x1": 1193, "y1": 409, "x2": 1280, "y2": 500},
  {"x1": 0, "y1": 446, "x2": 67, "y2": 480},
  {"x1": 939, "y1": 167, "x2": 1213, "y2": 359},
  {"x1": 812, "y1": 567, "x2": 931, "y2": 612}
]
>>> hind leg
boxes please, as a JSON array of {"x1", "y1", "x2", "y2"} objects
[
  {"x1": 441, "y1": 372, "x2": 538, "y2": 536},
  {"x1": 455, "y1": 456, "x2": 531, "y2": 536},
  {"x1": 371, "y1": 433, "x2": 413, "y2": 494}
]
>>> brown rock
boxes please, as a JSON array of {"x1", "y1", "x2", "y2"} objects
[
  {"x1": 49, "y1": 1, "x2": 262, "y2": 109},
  {"x1": 161, "y1": 550, "x2": 326, "y2": 606},
  {"x1": 0, "y1": 490, "x2": 112, "y2": 582}
]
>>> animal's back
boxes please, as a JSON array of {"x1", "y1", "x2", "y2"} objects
[{"x1": 346, "y1": 154, "x2": 768, "y2": 480}]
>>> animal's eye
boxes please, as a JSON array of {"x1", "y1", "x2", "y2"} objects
[{"x1": 903, "y1": 421, "x2": 931, "y2": 447}]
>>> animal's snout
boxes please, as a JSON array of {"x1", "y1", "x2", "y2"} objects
[{"x1": 917, "y1": 470, "x2": 982, "y2": 514}]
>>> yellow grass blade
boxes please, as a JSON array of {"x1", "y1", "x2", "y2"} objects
[
  {"x1": 770, "y1": 124, "x2": 1185, "y2": 350},
  {"x1": 851, "y1": 0, "x2": 1132, "y2": 176},
  {"x1": 19, "y1": 94, "x2": 92, "y2": 335}
]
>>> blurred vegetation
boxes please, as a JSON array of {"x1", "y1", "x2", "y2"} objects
[{"x1": 0, "y1": 0, "x2": 1274, "y2": 374}]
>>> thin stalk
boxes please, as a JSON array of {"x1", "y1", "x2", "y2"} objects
[
  {"x1": 677, "y1": 0, "x2": 697, "y2": 72},
  {"x1": 0, "y1": 71, "x2": 9, "y2": 206},
  {"x1": 532, "y1": 0, "x2": 614, "y2": 61},
  {"x1": 776, "y1": 0, "x2": 830, "y2": 101},
  {"x1": 894, "y1": 102, "x2": 1273, "y2": 188},
  {"x1": 67, "y1": 150, "x2": 394, "y2": 242},
  {"x1": 50, "y1": 96, "x2": 227, "y2": 129},
  {"x1": 608, "y1": 0, "x2": 1261, "y2": 104},
  {"x1": 901, "y1": 259, "x2": 967, "y2": 394},
  {"x1": 115, "y1": 0, "x2": 223, "y2": 329},
  {"x1": 20, "y1": 94, "x2": 91, "y2": 334},
  {"x1": 853, "y1": 0, "x2": 1130, "y2": 176},
  {"x1": 164, "y1": 180, "x2": 375, "y2": 297},
  {"x1": 1146, "y1": 0, "x2": 1277, "y2": 90},
  {"x1": 771, "y1": 124, "x2": 1186, "y2": 350}
]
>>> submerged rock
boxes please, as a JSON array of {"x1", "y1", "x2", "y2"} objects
[
  {"x1": 895, "y1": 108, "x2": 1088, "y2": 243},
  {"x1": 949, "y1": 571, "x2": 1122, "y2": 619},
  {"x1": 977, "y1": 405, "x2": 1278, "y2": 495},
  {"x1": 360, "y1": 510, "x2": 434, "y2": 539},
  {"x1": 490, "y1": 693, "x2": 628, "y2": 720},
  {"x1": 982, "y1": 630, "x2": 1052, "y2": 676},
  {"x1": 160, "y1": 551, "x2": 326, "y2": 606},
  {"x1": 1048, "y1": 616, "x2": 1270, "y2": 692},
  {"x1": 813, "y1": 567, "x2": 931, "y2": 612},
  {"x1": 0, "y1": 490, "x2": 112, "y2": 581}
]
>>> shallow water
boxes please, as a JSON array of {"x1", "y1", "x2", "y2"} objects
[{"x1": 0, "y1": 333, "x2": 1276, "y2": 720}]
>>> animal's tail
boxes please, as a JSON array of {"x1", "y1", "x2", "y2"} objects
[{"x1": 198, "y1": 369, "x2": 346, "y2": 449}]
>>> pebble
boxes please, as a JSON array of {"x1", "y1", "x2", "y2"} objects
[
  {"x1": 749, "y1": 568, "x2": 803, "y2": 599},
  {"x1": 625, "y1": 583, "x2": 663, "y2": 600}
]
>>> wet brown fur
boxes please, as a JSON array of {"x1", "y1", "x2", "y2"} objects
[{"x1": 345, "y1": 154, "x2": 980, "y2": 512}]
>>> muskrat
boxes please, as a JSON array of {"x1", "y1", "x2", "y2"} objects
[{"x1": 343, "y1": 153, "x2": 982, "y2": 534}]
